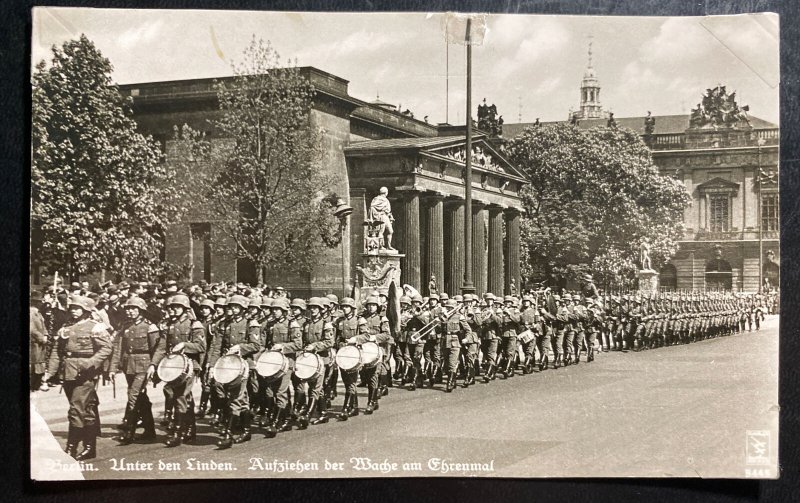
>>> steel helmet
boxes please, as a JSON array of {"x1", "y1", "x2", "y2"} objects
[
  {"x1": 167, "y1": 294, "x2": 191, "y2": 309},
  {"x1": 307, "y1": 297, "x2": 325, "y2": 310},
  {"x1": 444, "y1": 299, "x2": 457, "y2": 308},
  {"x1": 325, "y1": 294, "x2": 339, "y2": 305},
  {"x1": 272, "y1": 298, "x2": 291, "y2": 311},
  {"x1": 339, "y1": 297, "x2": 356, "y2": 309},
  {"x1": 227, "y1": 295, "x2": 250, "y2": 309},
  {"x1": 365, "y1": 296, "x2": 380, "y2": 306},
  {"x1": 399, "y1": 296, "x2": 411, "y2": 305},
  {"x1": 247, "y1": 296, "x2": 262, "y2": 308},
  {"x1": 123, "y1": 297, "x2": 148, "y2": 311},
  {"x1": 199, "y1": 299, "x2": 216, "y2": 310},
  {"x1": 290, "y1": 298, "x2": 307, "y2": 310}
]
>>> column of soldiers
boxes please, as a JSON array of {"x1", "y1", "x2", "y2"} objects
[{"x1": 33, "y1": 276, "x2": 773, "y2": 460}]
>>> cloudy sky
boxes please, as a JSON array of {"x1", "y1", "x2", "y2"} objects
[{"x1": 32, "y1": 8, "x2": 779, "y2": 125}]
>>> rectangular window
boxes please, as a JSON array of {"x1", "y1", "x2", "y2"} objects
[
  {"x1": 709, "y1": 195, "x2": 729, "y2": 232},
  {"x1": 761, "y1": 193, "x2": 779, "y2": 232}
]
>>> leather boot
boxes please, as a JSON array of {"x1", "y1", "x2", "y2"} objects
[
  {"x1": 160, "y1": 405, "x2": 173, "y2": 428},
  {"x1": 463, "y1": 365, "x2": 472, "y2": 388},
  {"x1": 277, "y1": 406, "x2": 293, "y2": 432},
  {"x1": 328, "y1": 367, "x2": 339, "y2": 400},
  {"x1": 75, "y1": 426, "x2": 96, "y2": 461},
  {"x1": 260, "y1": 400, "x2": 275, "y2": 428},
  {"x1": 64, "y1": 425, "x2": 80, "y2": 458},
  {"x1": 587, "y1": 346, "x2": 594, "y2": 363},
  {"x1": 264, "y1": 405, "x2": 279, "y2": 437},
  {"x1": 506, "y1": 357, "x2": 515, "y2": 378},
  {"x1": 182, "y1": 408, "x2": 196, "y2": 443},
  {"x1": 233, "y1": 410, "x2": 252, "y2": 444},
  {"x1": 117, "y1": 403, "x2": 133, "y2": 430},
  {"x1": 445, "y1": 372, "x2": 456, "y2": 392},
  {"x1": 483, "y1": 363, "x2": 494, "y2": 383},
  {"x1": 364, "y1": 389, "x2": 376, "y2": 415},
  {"x1": 407, "y1": 367, "x2": 417, "y2": 391},
  {"x1": 137, "y1": 399, "x2": 157, "y2": 442},
  {"x1": 216, "y1": 414, "x2": 236, "y2": 449},
  {"x1": 115, "y1": 402, "x2": 138, "y2": 444},
  {"x1": 197, "y1": 389, "x2": 209, "y2": 418},
  {"x1": 554, "y1": 354, "x2": 561, "y2": 369},
  {"x1": 311, "y1": 396, "x2": 329, "y2": 425},
  {"x1": 337, "y1": 393, "x2": 352, "y2": 421},
  {"x1": 297, "y1": 397, "x2": 314, "y2": 430},
  {"x1": 165, "y1": 412, "x2": 184, "y2": 448}
]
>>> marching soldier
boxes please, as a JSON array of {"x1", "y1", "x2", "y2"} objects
[
  {"x1": 148, "y1": 294, "x2": 205, "y2": 448},
  {"x1": 110, "y1": 297, "x2": 158, "y2": 445},
  {"x1": 44, "y1": 295, "x2": 113, "y2": 460},
  {"x1": 537, "y1": 293, "x2": 555, "y2": 370},
  {"x1": 518, "y1": 294, "x2": 539, "y2": 373},
  {"x1": 208, "y1": 295, "x2": 260, "y2": 448},
  {"x1": 553, "y1": 295, "x2": 568, "y2": 368},
  {"x1": 323, "y1": 294, "x2": 341, "y2": 405},
  {"x1": 403, "y1": 294, "x2": 428, "y2": 390},
  {"x1": 422, "y1": 293, "x2": 444, "y2": 388},
  {"x1": 296, "y1": 297, "x2": 335, "y2": 427},
  {"x1": 441, "y1": 299, "x2": 470, "y2": 392},
  {"x1": 345, "y1": 296, "x2": 391, "y2": 414},
  {"x1": 480, "y1": 293, "x2": 500, "y2": 381},
  {"x1": 195, "y1": 299, "x2": 216, "y2": 418},
  {"x1": 584, "y1": 299, "x2": 603, "y2": 362},
  {"x1": 335, "y1": 297, "x2": 362, "y2": 419},
  {"x1": 461, "y1": 294, "x2": 481, "y2": 387},
  {"x1": 262, "y1": 298, "x2": 303, "y2": 436},
  {"x1": 498, "y1": 295, "x2": 521, "y2": 377}
]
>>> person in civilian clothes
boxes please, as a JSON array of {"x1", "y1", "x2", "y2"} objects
[
  {"x1": 110, "y1": 297, "x2": 158, "y2": 445},
  {"x1": 44, "y1": 295, "x2": 113, "y2": 460},
  {"x1": 147, "y1": 294, "x2": 205, "y2": 448}
]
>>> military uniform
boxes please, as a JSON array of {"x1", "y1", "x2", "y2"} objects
[
  {"x1": 423, "y1": 295, "x2": 444, "y2": 387},
  {"x1": 441, "y1": 299, "x2": 470, "y2": 392},
  {"x1": 335, "y1": 299, "x2": 362, "y2": 419},
  {"x1": 262, "y1": 299, "x2": 303, "y2": 436},
  {"x1": 498, "y1": 296, "x2": 521, "y2": 377},
  {"x1": 46, "y1": 296, "x2": 113, "y2": 460},
  {"x1": 352, "y1": 297, "x2": 391, "y2": 414},
  {"x1": 295, "y1": 298, "x2": 334, "y2": 427},
  {"x1": 150, "y1": 295, "x2": 206, "y2": 447},
  {"x1": 401, "y1": 297, "x2": 428, "y2": 390},
  {"x1": 109, "y1": 297, "x2": 159, "y2": 444},
  {"x1": 479, "y1": 296, "x2": 501, "y2": 381},
  {"x1": 461, "y1": 295, "x2": 481, "y2": 386}
]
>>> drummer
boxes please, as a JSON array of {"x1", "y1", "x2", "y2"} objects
[
  {"x1": 322, "y1": 295, "x2": 341, "y2": 406},
  {"x1": 288, "y1": 297, "x2": 309, "y2": 417},
  {"x1": 295, "y1": 297, "x2": 335, "y2": 428},
  {"x1": 519, "y1": 295, "x2": 540, "y2": 374},
  {"x1": 262, "y1": 298, "x2": 303, "y2": 436},
  {"x1": 207, "y1": 296, "x2": 229, "y2": 429},
  {"x1": 252, "y1": 297, "x2": 274, "y2": 427},
  {"x1": 196, "y1": 299, "x2": 216, "y2": 419},
  {"x1": 207, "y1": 295, "x2": 261, "y2": 449},
  {"x1": 148, "y1": 294, "x2": 205, "y2": 448},
  {"x1": 335, "y1": 297, "x2": 362, "y2": 420},
  {"x1": 345, "y1": 296, "x2": 391, "y2": 415}
]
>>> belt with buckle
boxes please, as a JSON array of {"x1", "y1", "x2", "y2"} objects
[{"x1": 66, "y1": 352, "x2": 93, "y2": 358}]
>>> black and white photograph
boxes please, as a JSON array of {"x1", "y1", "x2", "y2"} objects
[{"x1": 28, "y1": 8, "x2": 780, "y2": 480}]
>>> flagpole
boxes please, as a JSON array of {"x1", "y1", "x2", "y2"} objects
[{"x1": 462, "y1": 17, "x2": 475, "y2": 294}]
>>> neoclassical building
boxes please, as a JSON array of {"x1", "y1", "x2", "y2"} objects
[{"x1": 117, "y1": 67, "x2": 526, "y2": 297}]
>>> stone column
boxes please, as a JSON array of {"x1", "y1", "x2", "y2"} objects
[
  {"x1": 472, "y1": 201, "x2": 488, "y2": 296},
  {"x1": 444, "y1": 198, "x2": 465, "y2": 296},
  {"x1": 504, "y1": 209, "x2": 521, "y2": 295},
  {"x1": 423, "y1": 192, "x2": 445, "y2": 296},
  {"x1": 398, "y1": 190, "x2": 421, "y2": 291},
  {"x1": 487, "y1": 205, "x2": 505, "y2": 296}
]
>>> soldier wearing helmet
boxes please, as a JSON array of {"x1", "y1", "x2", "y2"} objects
[
  {"x1": 460, "y1": 294, "x2": 481, "y2": 387},
  {"x1": 518, "y1": 294, "x2": 540, "y2": 374},
  {"x1": 478, "y1": 293, "x2": 501, "y2": 382},
  {"x1": 110, "y1": 297, "x2": 159, "y2": 445},
  {"x1": 345, "y1": 295, "x2": 391, "y2": 414},
  {"x1": 441, "y1": 298, "x2": 470, "y2": 392},
  {"x1": 335, "y1": 297, "x2": 364, "y2": 420},
  {"x1": 321, "y1": 294, "x2": 342, "y2": 407},
  {"x1": 552, "y1": 294, "x2": 570, "y2": 368},
  {"x1": 401, "y1": 294, "x2": 428, "y2": 390},
  {"x1": 422, "y1": 293, "x2": 444, "y2": 388},
  {"x1": 195, "y1": 298, "x2": 217, "y2": 420},
  {"x1": 148, "y1": 294, "x2": 206, "y2": 448},
  {"x1": 293, "y1": 297, "x2": 335, "y2": 428},
  {"x1": 207, "y1": 295, "x2": 261, "y2": 449},
  {"x1": 569, "y1": 294, "x2": 589, "y2": 364},
  {"x1": 392, "y1": 295, "x2": 412, "y2": 385},
  {"x1": 45, "y1": 295, "x2": 113, "y2": 461},
  {"x1": 262, "y1": 297, "x2": 303, "y2": 436},
  {"x1": 496, "y1": 295, "x2": 522, "y2": 378}
]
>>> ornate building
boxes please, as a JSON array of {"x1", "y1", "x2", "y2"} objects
[
  {"x1": 570, "y1": 42, "x2": 604, "y2": 122},
  {"x1": 114, "y1": 68, "x2": 526, "y2": 297},
  {"x1": 504, "y1": 86, "x2": 780, "y2": 292}
]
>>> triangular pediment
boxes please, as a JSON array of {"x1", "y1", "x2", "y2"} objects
[
  {"x1": 425, "y1": 138, "x2": 526, "y2": 181},
  {"x1": 696, "y1": 177, "x2": 740, "y2": 192}
]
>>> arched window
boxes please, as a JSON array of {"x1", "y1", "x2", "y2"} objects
[
  {"x1": 659, "y1": 264, "x2": 677, "y2": 291},
  {"x1": 705, "y1": 258, "x2": 732, "y2": 291}
]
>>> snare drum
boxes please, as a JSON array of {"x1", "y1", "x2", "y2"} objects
[
  {"x1": 360, "y1": 341, "x2": 383, "y2": 368},
  {"x1": 213, "y1": 354, "x2": 248, "y2": 386},
  {"x1": 517, "y1": 329, "x2": 535, "y2": 345},
  {"x1": 335, "y1": 344, "x2": 362, "y2": 374},
  {"x1": 157, "y1": 353, "x2": 193, "y2": 385},
  {"x1": 295, "y1": 352, "x2": 324, "y2": 381},
  {"x1": 256, "y1": 350, "x2": 289, "y2": 381}
]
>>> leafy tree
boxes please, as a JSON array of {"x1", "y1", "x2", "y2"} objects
[
  {"x1": 174, "y1": 37, "x2": 340, "y2": 284},
  {"x1": 505, "y1": 123, "x2": 690, "y2": 290},
  {"x1": 31, "y1": 35, "x2": 178, "y2": 280}
]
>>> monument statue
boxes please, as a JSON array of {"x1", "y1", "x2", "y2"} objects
[
  {"x1": 607, "y1": 112, "x2": 617, "y2": 128},
  {"x1": 477, "y1": 98, "x2": 503, "y2": 136},
  {"x1": 644, "y1": 111, "x2": 656, "y2": 135},
  {"x1": 639, "y1": 240, "x2": 652, "y2": 271},
  {"x1": 428, "y1": 274, "x2": 438, "y2": 296},
  {"x1": 689, "y1": 85, "x2": 751, "y2": 129},
  {"x1": 368, "y1": 186, "x2": 396, "y2": 252}
]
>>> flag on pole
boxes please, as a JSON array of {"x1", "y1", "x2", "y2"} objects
[{"x1": 387, "y1": 281, "x2": 401, "y2": 339}]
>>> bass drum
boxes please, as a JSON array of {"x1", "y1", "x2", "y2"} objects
[
  {"x1": 213, "y1": 354, "x2": 248, "y2": 386},
  {"x1": 256, "y1": 350, "x2": 289, "y2": 381},
  {"x1": 335, "y1": 344, "x2": 362, "y2": 374},
  {"x1": 157, "y1": 353, "x2": 193, "y2": 385},
  {"x1": 295, "y1": 352, "x2": 324, "y2": 381},
  {"x1": 360, "y1": 341, "x2": 383, "y2": 368}
]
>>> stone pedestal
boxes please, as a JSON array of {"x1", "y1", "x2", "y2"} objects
[
  {"x1": 358, "y1": 251, "x2": 404, "y2": 297},
  {"x1": 637, "y1": 269, "x2": 659, "y2": 294}
]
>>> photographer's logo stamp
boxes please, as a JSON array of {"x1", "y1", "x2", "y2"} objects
[{"x1": 746, "y1": 430, "x2": 770, "y2": 465}]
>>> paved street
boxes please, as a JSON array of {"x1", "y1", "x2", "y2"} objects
[{"x1": 31, "y1": 316, "x2": 779, "y2": 480}]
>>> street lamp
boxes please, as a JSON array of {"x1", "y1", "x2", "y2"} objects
[{"x1": 334, "y1": 198, "x2": 354, "y2": 298}]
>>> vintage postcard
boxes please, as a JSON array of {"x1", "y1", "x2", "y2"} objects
[{"x1": 29, "y1": 8, "x2": 779, "y2": 479}]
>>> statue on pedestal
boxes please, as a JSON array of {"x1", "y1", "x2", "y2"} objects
[
  {"x1": 428, "y1": 274, "x2": 438, "y2": 296},
  {"x1": 367, "y1": 186, "x2": 396, "y2": 252},
  {"x1": 639, "y1": 240, "x2": 652, "y2": 271},
  {"x1": 644, "y1": 111, "x2": 655, "y2": 135}
]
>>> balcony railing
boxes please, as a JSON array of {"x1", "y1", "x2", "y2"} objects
[{"x1": 646, "y1": 128, "x2": 779, "y2": 150}]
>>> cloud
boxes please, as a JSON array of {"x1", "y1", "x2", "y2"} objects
[
  {"x1": 639, "y1": 18, "x2": 713, "y2": 64},
  {"x1": 117, "y1": 19, "x2": 164, "y2": 50}
]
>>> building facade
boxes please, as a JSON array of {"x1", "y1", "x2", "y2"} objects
[{"x1": 117, "y1": 67, "x2": 526, "y2": 297}]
